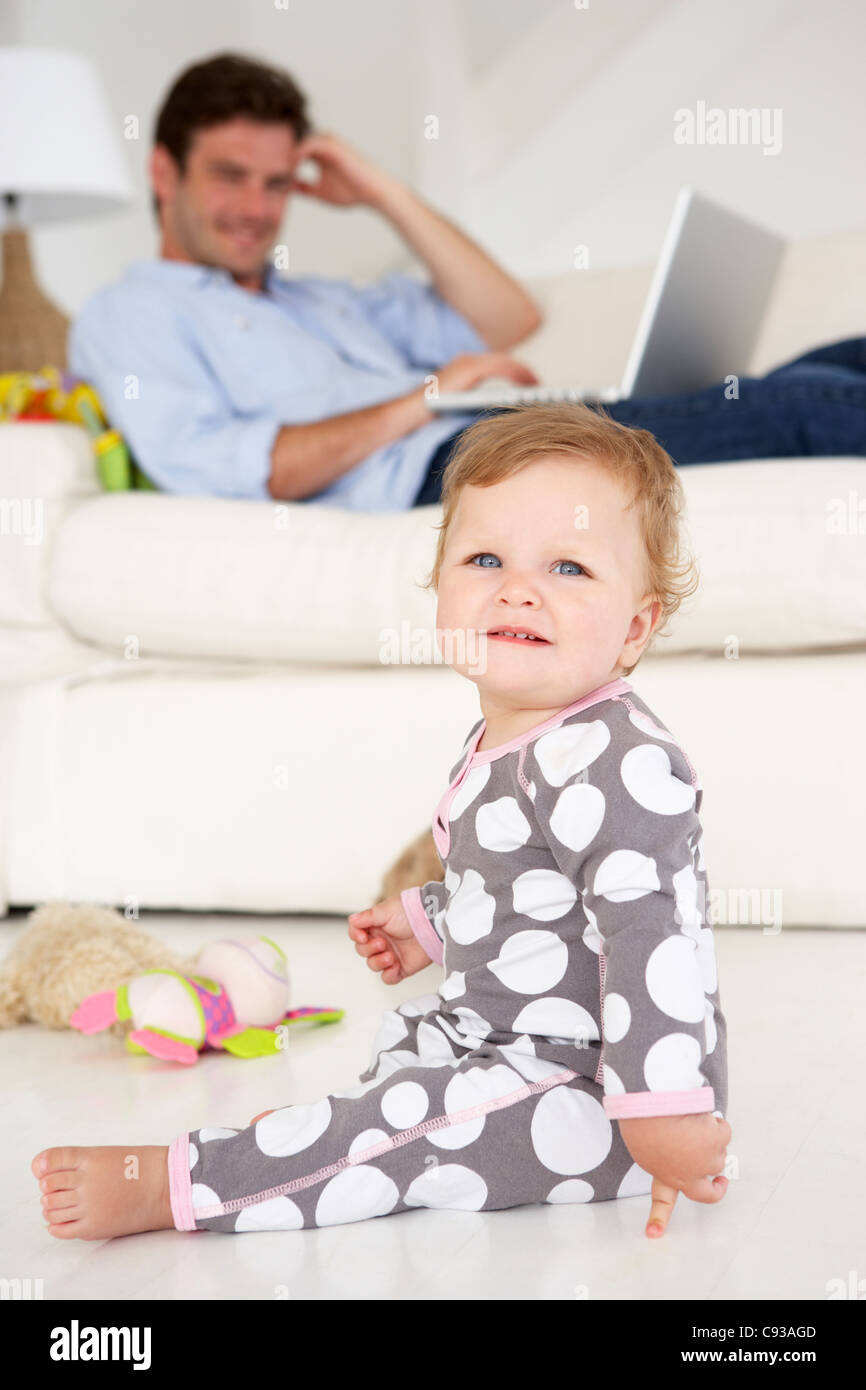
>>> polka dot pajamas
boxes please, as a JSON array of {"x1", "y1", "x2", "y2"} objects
[{"x1": 167, "y1": 676, "x2": 728, "y2": 1233}]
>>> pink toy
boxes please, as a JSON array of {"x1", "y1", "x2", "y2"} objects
[{"x1": 70, "y1": 934, "x2": 343, "y2": 1063}]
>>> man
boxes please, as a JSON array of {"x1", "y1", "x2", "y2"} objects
[
  {"x1": 71, "y1": 51, "x2": 864, "y2": 511},
  {"x1": 69, "y1": 51, "x2": 543, "y2": 510}
]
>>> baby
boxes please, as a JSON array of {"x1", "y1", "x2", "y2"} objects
[{"x1": 33, "y1": 402, "x2": 730, "y2": 1242}]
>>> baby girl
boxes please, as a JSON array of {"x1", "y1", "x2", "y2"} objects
[{"x1": 33, "y1": 402, "x2": 730, "y2": 1242}]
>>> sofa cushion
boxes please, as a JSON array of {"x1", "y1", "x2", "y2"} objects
[
  {"x1": 45, "y1": 457, "x2": 866, "y2": 663},
  {"x1": 48, "y1": 492, "x2": 442, "y2": 665}
]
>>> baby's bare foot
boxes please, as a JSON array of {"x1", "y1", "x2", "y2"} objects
[{"x1": 32, "y1": 1146, "x2": 174, "y2": 1240}]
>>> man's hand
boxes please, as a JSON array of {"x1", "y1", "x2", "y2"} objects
[
  {"x1": 288, "y1": 131, "x2": 541, "y2": 352},
  {"x1": 424, "y1": 351, "x2": 539, "y2": 403},
  {"x1": 347, "y1": 896, "x2": 433, "y2": 983},
  {"x1": 289, "y1": 131, "x2": 399, "y2": 209},
  {"x1": 617, "y1": 1111, "x2": 732, "y2": 1239}
]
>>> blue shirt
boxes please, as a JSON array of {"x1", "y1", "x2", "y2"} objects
[{"x1": 67, "y1": 258, "x2": 487, "y2": 510}]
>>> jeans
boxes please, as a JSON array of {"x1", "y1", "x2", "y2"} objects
[{"x1": 411, "y1": 337, "x2": 866, "y2": 507}]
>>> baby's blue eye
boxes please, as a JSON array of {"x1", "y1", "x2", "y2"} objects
[{"x1": 467, "y1": 553, "x2": 587, "y2": 576}]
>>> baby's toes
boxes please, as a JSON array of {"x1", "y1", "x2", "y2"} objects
[
  {"x1": 46, "y1": 1218, "x2": 86, "y2": 1240},
  {"x1": 39, "y1": 1168, "x2": 80, "y2": 1194},
  {"x1": 32, "y1": 1146, "x2": 82, "y2": 1180},
  {"x1": 42, "y1": 1189, "x2": 79, "y2": 1215}
]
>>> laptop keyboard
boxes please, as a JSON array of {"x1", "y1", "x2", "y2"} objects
[{"x1": 428, "y1": 384, "x2": 622, "y2": 411}]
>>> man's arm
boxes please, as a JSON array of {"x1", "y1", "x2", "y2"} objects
[
  {"x1": 267, "y1": 384, "x2": 430, "y2": 501},
  {"x1": 290, "y1": 133, "x2": 543, "y2": 353},
  {"x1": 267, "y1": 348, "x2": 539, "y2": 500},
  {"x1": 371, "y1": 181, "x2": 542, "y2": 352}
]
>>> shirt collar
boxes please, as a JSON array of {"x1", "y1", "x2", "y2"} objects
[
  {"x1": 127, "y1": 257, "x2": 283, "y2": 296},
  {"x1": 464, "y1": 677, "x2": 634, "y2": 766}
]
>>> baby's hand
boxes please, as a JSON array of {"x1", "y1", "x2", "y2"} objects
[
  {"x1": 347, "y1": 895, "x2": 432, "y2": 984},
  {"x1": 618, "y1": 1111, "x2": 732, "y2": 1238}
]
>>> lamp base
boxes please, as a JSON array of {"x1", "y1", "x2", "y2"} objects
[{"x1": 0, "y1": 227, "x2": 70, "y2": 373}]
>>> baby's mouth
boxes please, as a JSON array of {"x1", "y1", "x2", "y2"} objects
[{"x1": 486, "y1": 628, "x2": 551, "y2": 645}]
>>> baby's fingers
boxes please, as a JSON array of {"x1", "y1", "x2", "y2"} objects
[
  {"x1": 684, "y1": 1174, "x2": 729, "y2": 1205},
  {"x1": 352, "y1": 930, "x2": 385, "y2": 957},
  {"x1": 363, "y1": 942, "x2": 399, "y2": 976},
  {"x1": 348, "y1": 906, "x2": 387, "y2": 929},
  {"x1": 646, "y1": 1180, "x2": 678, "y2": 1238}
]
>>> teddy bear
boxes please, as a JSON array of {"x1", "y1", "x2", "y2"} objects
[
  {"x1": 0, "y1": 901, "x2": 343, "y2": 1063},
  {"x1": 0, "y1": 839, "x2": 441, "y2": 1040},
  {"x1": 0, "y1": 900, "x2": 195, "y2": 1036}
]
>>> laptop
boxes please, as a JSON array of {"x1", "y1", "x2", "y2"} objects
[{"x1": 426, "y1": 187, "x2": 786, "y2": 412}]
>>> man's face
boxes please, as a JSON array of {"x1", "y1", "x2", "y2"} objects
[{"x1": 153, "y1": 117, "x2": 300, "y2": 282}]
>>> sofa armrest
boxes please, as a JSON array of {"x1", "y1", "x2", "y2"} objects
[{"x1": 0, "y1": 423, "x2": 101, "y2": 626}]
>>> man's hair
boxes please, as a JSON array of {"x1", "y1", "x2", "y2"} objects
[
  {"x1": 151, "y1": 51, "x2": 312, "y2": 218},
  {"x1": 422, "y1": 401, "x2": 699, "y2": 677}
]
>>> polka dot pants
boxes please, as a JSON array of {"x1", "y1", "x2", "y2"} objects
[{"x1": 167, "y1": 994, "x2": 654, "y2": 1233}]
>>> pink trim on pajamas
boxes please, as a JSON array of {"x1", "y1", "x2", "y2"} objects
[
  {"x1": 400, "y1": 885, "x2": 444, "y2": 964},
  {"x1": 468, "y1": 676, "x2": 633, "y2": 765},
  {"x1": 167, "y1": 1133, "x2": 197, "y2": 1232},
  {"x1": 603, "y1": 1088, "x2": 716, "y2": 1119},
  {"x1": 428, "y1": 676, "x2": 633, "y2": 860}
]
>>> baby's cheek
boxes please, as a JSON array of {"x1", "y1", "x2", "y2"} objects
[{"x1": 588, "y1": 603, "x2": 630, "y2": 656}]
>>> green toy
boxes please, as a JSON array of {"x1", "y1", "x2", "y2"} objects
[{"x1": 69, "y1": 934, "x2": 344, "y2": 1064}]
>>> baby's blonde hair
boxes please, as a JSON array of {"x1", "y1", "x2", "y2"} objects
[{"x1": 421, "y1": 401, "x2": 699, "y2": 676}]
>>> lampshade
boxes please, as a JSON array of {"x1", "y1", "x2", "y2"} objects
[{"x1": 0, "y1": 46, "x2": 133, "y2": 228}]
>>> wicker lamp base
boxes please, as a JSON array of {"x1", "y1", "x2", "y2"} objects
[{"x1": 0, "y1": 227, "x2": 69, "y2": 373}]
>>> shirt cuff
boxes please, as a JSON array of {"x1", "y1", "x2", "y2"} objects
[
  {"x1": 603, "y1": 1088, "x2": 716, "y2": 1120},
  {"x1": 233, "y1": 417, "x2": 283, "y2": 499},
  {"x1": 400, "y1": 885, "x2": 444, "y2": 966}
]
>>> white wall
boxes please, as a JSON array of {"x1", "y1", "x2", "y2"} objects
[
  {"x1": 4, "y1": 0, "x2": 864, "y2": 313},
  {"x1": 463, "y1": 0, "x2": 866, "y2": 274}
]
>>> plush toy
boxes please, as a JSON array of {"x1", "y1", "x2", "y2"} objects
[
  {"x1": 70, "y1": 934, "x2": 343, "y2": 1062},
  {"x1": 0, "y1": 903, "x2": 344, "y2": 1063},
  {"x1": 0, "y1": 901, "x2": 190, "y2": 1034}
]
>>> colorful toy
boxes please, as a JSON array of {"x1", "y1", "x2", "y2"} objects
[
  {"x1": 0, "y1": 901, "x2": 190, "y2": 1033},
  {"x1": 0, "y1": 365, "x2": 157, "y2": 492},
  {"x1": 69, "y1": 934, "x2": 344, "y2": 1063}
]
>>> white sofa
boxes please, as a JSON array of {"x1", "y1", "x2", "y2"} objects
[{"x1": 1, "y1": 225, "x2": 865, "y2": 925}]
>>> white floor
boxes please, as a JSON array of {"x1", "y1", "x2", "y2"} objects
[{"x1": 2, "y1": 910, "x2": 864, "y2": 1302}]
